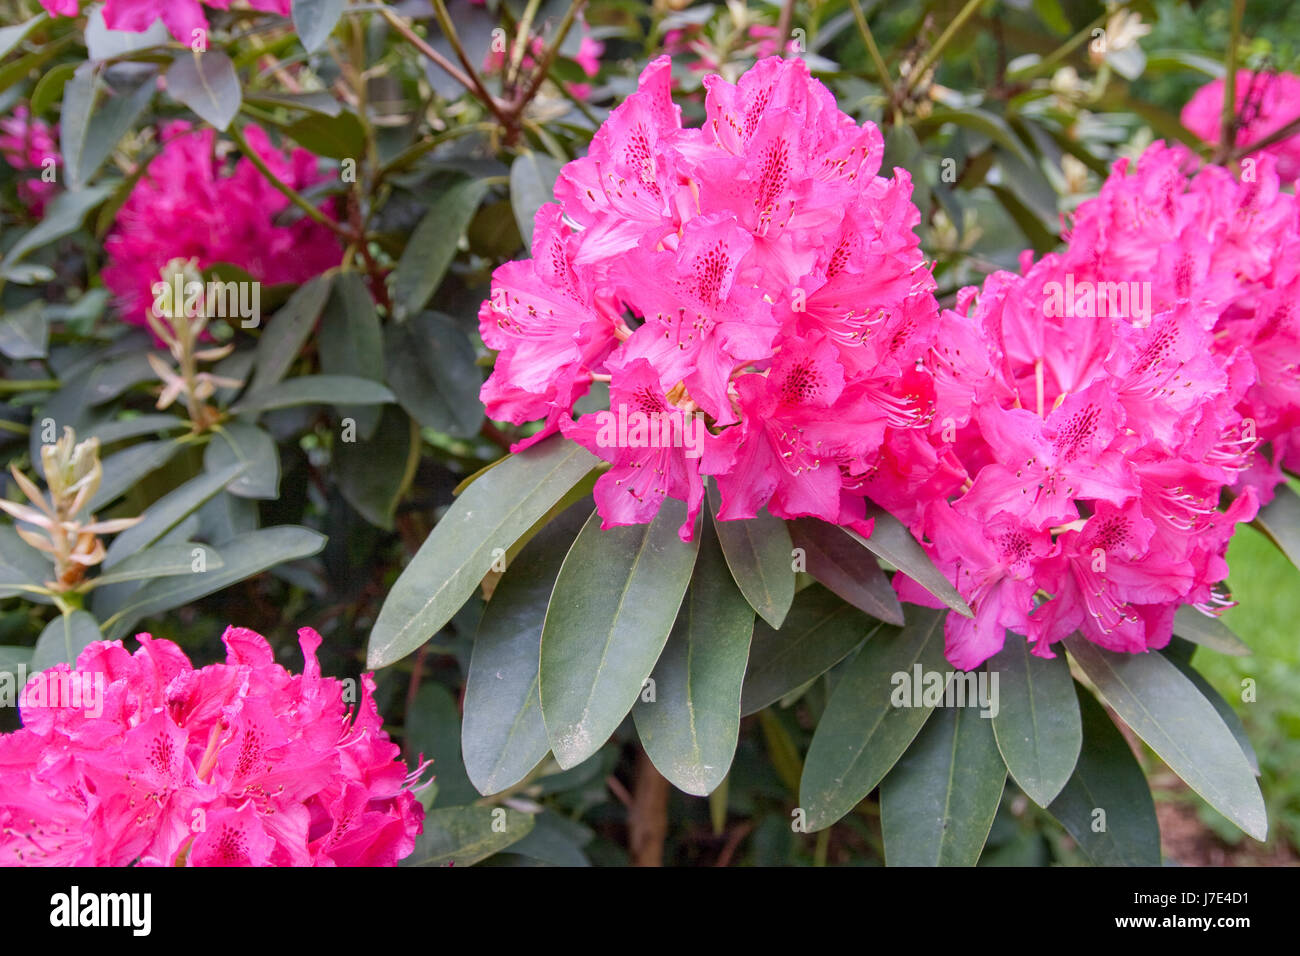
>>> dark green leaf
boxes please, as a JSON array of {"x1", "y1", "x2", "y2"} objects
[
  {"x1": 367, "y1": 435, "x2": 599, "y2": 668},
  {"x1": 0, "y1": 302, "x2": 48, "y2": 359},
  {"x1": 1162, "y1": 640, "x2": 1259, "y2": 776},
  {"x1": 384, "y1": 311, "x2": 484, "y2": 438},
  {"x1": 799, "y1": 607, "x2": 948, "y2": 830},
  {"x1": 90, "y1": 441, "x2": 183, "y2": 512},
  {"x1": 708, "y1": 484, "x2": 794, "y2": 629},
  {"x1": 101, "y1": 526, "x2": 326, "y2": 640},
  {"x1": 988, "y1": 636, "x2": 1081, "y2": 806},
  {"x1": 1, "y1": 184, "x2": 113, "y2": 268},
  {"x1": 102, "y1": 463, "x2": 246, "y2": 568},
  {"x1": 230, "y1": 375, "x2": 394, "y2": 415},
  {"x1": 849, "y1": 505, "x2": 972, "y2": 617},
  {"x1": 0, "y1": 13, "x2": 46, "y2": 61},
  {"x1": 88, "y1": 543, "x2": 223, "y2": 589},
  {"x1": 31, "y1": 610, "x2": 101, "y2": 672},
  {"x1": 634, "y1": 510, "x2": 755, "y2": 795},
  {"x1": 391, "y1": 179, "x2": 489, "y2": 319},
  {"x1": 1064, "y1": 635, "x2": 1266, "y2": 841},
  {"x1": 789, "y1": 517, "x2": 903, "y2": 624},
  {"x1": 1047, "y1": 684, "x2": 1161, "y2": 866},
  {"x1": 166, "y1": 50, "x2": 241, "y2": 131},
  {"x1": 84, "y1": 414, "x2": 187, "y2": 446},
  {"x1": 61, "y1": 63, "x2": 156, "y2": 189},
  {"x1": 250, "y1": 273, "x2": 333, "y2": 391},
  {"x1": 292, "y1": 0, "x2": 345, "y2": 54},
  {"x1": 1255, "y1": 483, "x2": 1300, "y2": 573},
  {"x1": 405, "y1": 806, "x2": 534, "y2": 867},
  {"x1": 334, "y1": 405, "x2": 418, "y2": 530},
  {"x1": 319, "y1": 272, "x2": 384, "y2": 438},
  {"x1": 463, "y1": 503, "x2": 592, "y2": 795},
  {"x1": 540, "y1": 501, "x2": 699, "y2": 768},
  {"x1": 286, "y1": 110, "x2": 365, "y2": 160},
  {"x1": 509, "y1": 152, "x2": 563, "y2": 248},
  {"x1": 1172, "y1": 605, "x2": 1250, "y2": 656},
  {"x1": 204, "y1": 422, "x2": 279, "y2": 499},
  {"x1": 405, "y1": 682, "x2": 477, "y2": 807},
  {"x1": 740, "y1": 583, "x2": 876, "y2": 716},
  {"x1": 880, "y1": 702, "x2": 1006, "y2": 865}
]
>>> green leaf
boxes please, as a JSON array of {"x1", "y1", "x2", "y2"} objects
[
  {"x1": 707, "y1": 484, "x2": 794, "y2": 629},
  {"x1": 1, "y1": 184, "x2": 114, "y2": 268},
  {"x1": 799, "y1": 607, "x2": 948, "y2": 831},
  {"x1": 335, "y1": 405, "x2": 418, "y2": 530},
  {"x1": 849, "y1": 505, "x2": 972, "y2": 617},
  {"x1": 988, "y1": 636, "x2": 1081, "y2": 807},
  {"x1": 242, "y1": 90, "x2": 342, "y2": 117},
  {"x1": 1255, "y1": 483, "x2": 1300, "y2": 573},
  {"x1": 788, "y1": 517, "x2": 903, "y2": 625},
  {"x1": 463, "y1": 503, "x2": 591, "y2": 795},
  {"x1": 540, "y1": 501, "x2": 700, "y2": 768},
  {"x1": 230, "y1": 375, "x2": 394, "y2": 415},
  {"x1": 1171, "y1": 605, "x2": 1250, "y2": 656},
  {"x1": 1064, "y1": 635, "x2": 1266, "y2": 841},
  {"x1": 1047, "y1": 684, "x2": 1161, "y2": 866},
  {"x1": 368, "y1": 435, "x2": 599, "y2": 668},
  {"x1": 0, "y1": 524, "x2": 55, "y2": 599},
  {"x1": 84, "y1": 414, "x2": 187, "y2": 447},
  {"x1": 319, "y1": 272, "x2": 385, "y2": 438},
  {"x1": 0, "y1": 645, "x2": 33, "y2": 678},
  {"x1": 250, "y1": 273, "x2": 333, "y2": 391},
  {"x1": 880, "y1": 701, "x2": 1006, "y2": 866},
  {"x1": 166, "y1": 50, "x2": 241, "y2": 131},
  {"x1": 292, "y1": 0, "x2": 345, "y2": 53},
  {"x1": 31, "y1": 610, "x2": 101, "y2": 672},
  {"x1": 0, "y1": 302, "x2": 48, "y2": 359},
  {"x1": 384, "y1": 311, "x2": 484, "y2": 438},
  {"x1": 1162, "y1": 640, "x2": 1259, "y2": 776},
  {"x1": 90, "y1": 441, "x2": 183, "y2": 512},
  {"x1": 391, "y1": 179, "x2": 489, "y2": 319},
  {"x1": 633, "y1": 510, "x2": 755, "y2": 795},
  {"x1": 60, "y1": 63, "x2": 156, "y2": 189},
  {"x1": 286, "y1": 110, "x2": 365, "y2": 160},
  {"x1": 914, "y1": 107, "x2": 1033, "y2": 165},
  {"x1": 989, "y1": 182, "x2": 1059, "y2": 255},
  {"x1": 0, "y1": 13, "x2": 46, "y2": 61},
  {"x1": 740, "y1": 584, "x2": 876, "y2": 716},
  {"x1": 405, "y1": 682, "x2": 477, "y2": 807},
  {"x1": 405, "y1": 806, "x2": 534, "y2": 867},
  {"x1": 205, "y1": 422, "x2": 279, "y2": 500},
  {"x1": 102, "y1": 463, "x2": 246, "y2": 569},
  {"x1": 509, "y1": 152, "x2": 563, "y2": 248},
  {"x1": 87, "y1": 544, "x2": 223, "y2": 589},
  {"x1": 101, "y1": 527, "x2": 326, "y2": 640}
]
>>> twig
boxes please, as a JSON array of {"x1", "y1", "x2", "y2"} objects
[
  {"x1": 513, "y1": 0, "x2": 588, "y2": 114},
  {"x1": 228, "y1": 121, "x2": 355, "y2": 240},
  {"x1": 776, "y1": 0, "x2": 795, "y2": 52},
  {"x1": 908, "y1": 0, "x2": 983, "y2": 94},
  {"x1": 1217, "y1": 0, "x2": 1246, "y2": 164},
  {"x1": 848, "y1": 0, "x2": 895, "y2": 103},
  {"x1": 1231, "y1": 113, "x2": 1300, "y2": 159}
]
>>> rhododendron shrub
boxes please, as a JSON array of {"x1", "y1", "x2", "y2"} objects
[
  {"x1": 479, "y1": 56, "x2": 940, "y2": 539},
  {"x1": 0, "y1": 628, "x2": 425, "y2": 866},
  {"x1": 0, "y1": 105, "x2": 60, "y2": 216}
]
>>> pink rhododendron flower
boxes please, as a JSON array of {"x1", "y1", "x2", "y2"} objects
[
  {"x1": 102, "y1": 121, "x2": 341, "y2": 328},
  {"x1": 896, "y1": 139, "x2": 1295, "y2": 670},
  {"x1": 481, "y1": 56, "x2": 938, "y2": 540},
  {"x1": 1181, "y1": 70, "x2": 1300, "y2": 184},
  {"x1": 0, "y1": 105, "x2": 60, "y2": 216},
  {"x1": 0, "y1": 627, "x2": 426, "y2": 866}
]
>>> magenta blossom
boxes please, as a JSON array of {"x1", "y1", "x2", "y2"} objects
[
  {"x1": 1181, "y1": 70, "x2": 1300, "y2": 184},
  {"x1": 40, "y1": 0, "x2": 293, "y2": 44},
  {"x1": 0, "y1": 105, "x2": 60, "y2": 216},
  {"x1": 102, "y1": 122, "x2": 341, "y2": 329},
  {"x1": 0, "y1": 627, "x2": 426, "y2": 866},
  {"x1": 480, "y1": 56, "x2": 938, "y2": 540}
]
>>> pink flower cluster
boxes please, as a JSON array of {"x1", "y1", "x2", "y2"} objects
[
  {"x1": 896, "y1": 139, "x2": 1300, "y2": 669},
  {"x1": 0, "y1": 628, "x2": 425, "y2": 866},
  {"x1": 1181, "y1": 69, "x2": 1300, "y2": 184},
  {"x1": 40, "y1": 0, "x2": 292, "y2": 44},
  {"x1": 479, "y1": 56, "x2": 939, "y2": 540},
  {"x1": 103, "y1": 122, "x2": 341, "y2": 328},
  {"x1": 0, "y1": 105, "x2": 60, "y2": 217}
]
